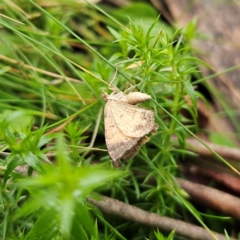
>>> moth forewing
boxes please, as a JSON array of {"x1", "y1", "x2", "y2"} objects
[
  {"x1": 111, "y1": 102, "x2": 156, "y2": 138},
  {"x1": 104, "y1": 100, "x2": 140, "y2": 164},
  {"x1": 122, "y1": 136, "x2": 149, "y2": 160}
]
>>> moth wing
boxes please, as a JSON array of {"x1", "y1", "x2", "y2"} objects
[
  {"x1": 111, "y1": 102, "x2": 156, "y2": 138},
  {"x1": 104, "y1": 101, "x2": 140, "y2": 167},
  {"x1": 122, "y1": 136, "x2": 149, "y2": 161}
]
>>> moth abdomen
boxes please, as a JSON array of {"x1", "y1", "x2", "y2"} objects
[{"x1": 121, "y1": 92, "x2": 152, "y2": 105}]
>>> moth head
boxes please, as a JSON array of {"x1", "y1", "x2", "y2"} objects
[{"x1": 102, "y1": 91, "x2": 109, "y2": 101}]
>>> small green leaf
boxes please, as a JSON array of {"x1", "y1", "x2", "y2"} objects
[{"x1": 183, "y1": 80, "x2": 197, "y2": 116}]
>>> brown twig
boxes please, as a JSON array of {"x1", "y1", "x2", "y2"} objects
[
  {"x1": 185, "y1": 137, "x2": 240, "y2": 162},
  {"x1": 177, "y1": 178, "x2": 240, "y2": 219},
  {"x1": 183, "y1": 163, "x2": 240, "y2": 194},
  {"x1": 12, "y1": 165, "x2": 238, "y2": 238},
  {"x1": 88, "y1": 195, "x2": 235, "y2": 240}
]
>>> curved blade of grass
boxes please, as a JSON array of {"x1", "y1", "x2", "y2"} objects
[{"x1": 178, "y1": 57, "x2": 213, "y2": 70}]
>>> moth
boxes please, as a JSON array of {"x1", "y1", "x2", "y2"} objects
[{"x1": 102, "y1": 91, "x2": 158, "y2": 168}]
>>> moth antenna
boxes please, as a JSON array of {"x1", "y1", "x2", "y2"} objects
[
  {"x1": 108, "y1": 67, "x2": 119, "y2": 92},
  {"x1": 125, "y1": 77, "x2": 144, "y2": 93}
]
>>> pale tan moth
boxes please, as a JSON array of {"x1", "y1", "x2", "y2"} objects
[{"x1": 102, "y1": 91, "x2": 158, "y2": 168}]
